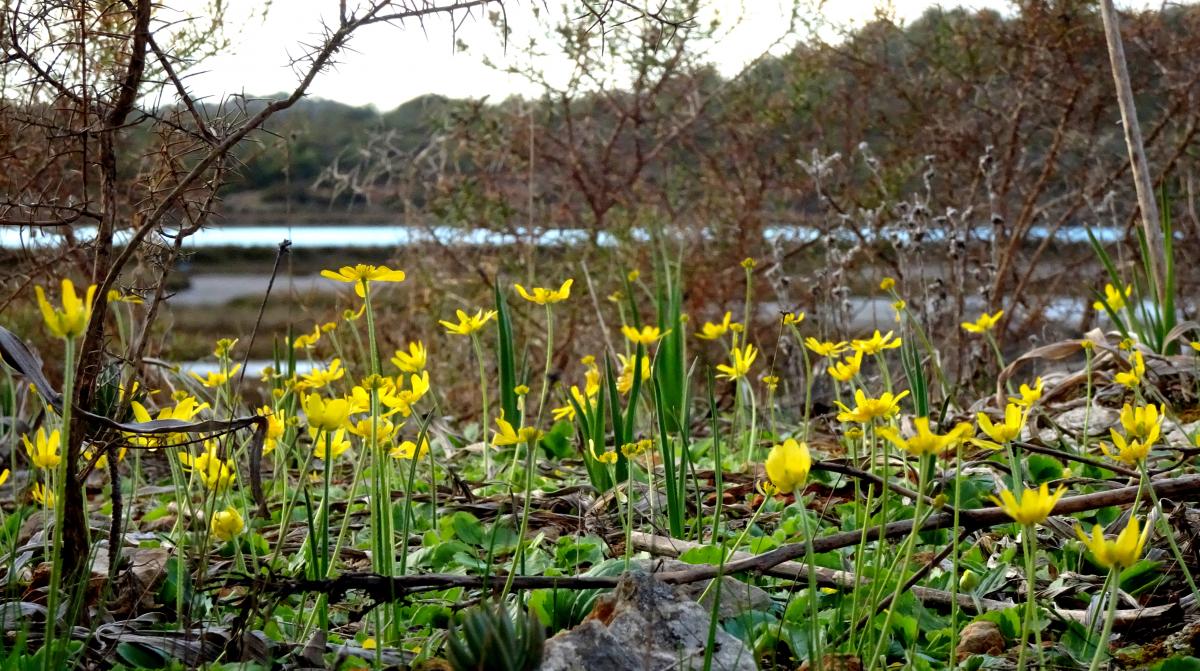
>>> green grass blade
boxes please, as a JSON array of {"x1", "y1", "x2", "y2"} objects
[{"x1": 494, "y1": 282, "x2": 519, "y2": 425}]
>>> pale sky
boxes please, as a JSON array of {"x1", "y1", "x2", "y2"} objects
[{"x1": 172, "y1": 0, "x2": 1009, "y2": 110}]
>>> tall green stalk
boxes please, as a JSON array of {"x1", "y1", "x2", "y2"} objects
[
  {"x1": 44, "y1": 336, "x2": 74, "y2": 669},
  {"x1": 798, "y1": 499, "x2": 823, "y2": 671},
  {"x1": 1016, "y1": 524, "x2": 1042, "y2": 671},
  {"x1": 470, "y1": 333, "x2": 492, "y2": 479},
  {"x1": 1087, "y1": 568, "x2": 1120, "y2": 671},
  {"x1": 867, "y1": 455, "x2": 929, "y2": 669}
]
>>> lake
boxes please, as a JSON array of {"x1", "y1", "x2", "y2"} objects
[{"x1": 0, "y1": 222, "x2": 1125, "y2": 250}]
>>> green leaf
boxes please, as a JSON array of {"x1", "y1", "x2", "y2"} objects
[
  {"x1": 494, "y1": 282, "x2": 520, "y2": 426},
  {"x1": 539, "y1": 420, "x2": 574, "y2": 459},
  {"x1": 157, "y1": 556, "x2": 192, "y2": 610},
  {"x1": 1025, "y1": 454, "x2": 1064, "y2": 484},
  {"x1": 116, "y1": 642, "x2": 169, "y2": 668},
  {"x1": 974, "y1": 606, "x2": 1021, "y2": 641},
  {"x1": 1059, "y1": 620, "x2": 1101, "y2": 664},
  {"x1": 1155, "y1": 656, "x2": 1200, "y2": 671},
  {"x1": 450, "y1": 512, "x2": 486, "y2": 546},
  {"x1": 1119, "y1": 558, "x2": 1165, "y2": 595},
  {"x1": 679, "y1": 545, "x2": 725, "y2": 565}
]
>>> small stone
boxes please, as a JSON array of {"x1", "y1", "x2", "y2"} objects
[
  {"x1": 956, "y1": 621, "x2": 1005, "y2": 659},
  {"x1": 1053, "y1": 406, "x2": 1118, "y2": 436},
  {"x1": 644, "y1": 559, "x2": 772, "y2": 618},
  {"x1": 540, "y1": 570, "x2": 757, "y2": 671}
]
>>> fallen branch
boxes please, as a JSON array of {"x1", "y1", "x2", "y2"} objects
[
  {"x1": 238, "y1": 474, "x2": 1200, "y2": 621},
  {"x1": 630, "y1": 531, "x2": 1186, "y2": 628},
  {"x1": 653, "y1": 473, "x2": 1200, "y2": 585}
]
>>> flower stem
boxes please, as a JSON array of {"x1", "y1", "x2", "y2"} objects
[
  {"x1": 798, "y1": 496, "x2": 823, "y2": 671},
  {"x1": 44, "y1": 336, "x2": 74, "y2": 667},
  {"x1": 1140, "y1": 461, "x2": 1200, "y2": 602},
  {"x1": 1087, "y1": 567, "x2": 1120, "y2": 671},
  {"x1": 471, "y1": 333, "x2": 492, "y2": 479},
  {"x1": 867, "y1": 456, "x2": 928, "y2": 670},
  {"x1": 500, "y1": 436, "x2": 537, "y2": 601},
  {"x1": 1016, "y1": 523, "x2": 1041, "y2": 671}
]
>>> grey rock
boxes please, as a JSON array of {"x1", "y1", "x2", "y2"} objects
[
  {"x1": 540, "y1": 570, "x2": 758, "y2": 671},
  {"x1": 644, "y1": 558, "x2": 773, "y2": 618},
  {"x1": 1052, "y1": 406, "x2": 1118, "y2": 436}
]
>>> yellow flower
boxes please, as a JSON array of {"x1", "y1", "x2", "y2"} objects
[
  {"x1": 83, "y1": 444, "x2": 125, "y2": 471},
  {"x1": 311, "y1": 427, "x2": 351, "y2": 460},
  {"x1": 1114, "y1": 350, "x2": 1145, "y2": 389},
  {"x1": 129, "y1": 397, "x2": 210, "y2": 447},
  {"x1": 990, "y1": 483, "x2": 1066, "y2": 525},
  {"x1": 259, "y1": 406, "x2": 285, "y2": 456},
  {"x1": 303, "y1": 393, "x2": 350, "y2": 432},
  {"x1": 391, "y1": 341, "x2": 427, "y2": 373},
  {"x1": 591, "y1": 442, "x2": 618, "y2": 464},
  {"x1": 1100, "y1": 429, "x2": 1153, "y2": 466},
  {"x1": 616, "y1": 353, "x2": 651, "y2": 394},
  {"x1": 347, "y1": 416, "x2": 400, "y2": 443},
  {"x1": 214, "y1": 338, "x2": 238, "y2": 358},
  {"x1": 975, "y1": 403, "x2": 1025, "y2": 447},
  {"x1": 696, "y1": 312, "x2": 733, "y2": 340},
  {"x1": 741, "y1": 257, "x2": 757, "y2": 270},
  {"x1": 35, "y1": 278, "x2": 97, "y2": 339},
  {"x1": 765, "y1": 438, "x2": 811, "y2": 493},
  {"x1": 0, "y1": 469, "x2": 8, "y2": 487},
  {"x1": 32, "y1": 482, "x2": 54, "y2": 508},
  {"x1": 851, "y1": 330, "x2": 902, "y2": 355},
  {"x1": 828, "y1": 349, "x2": 863, "y2": 383},
  {"x1": 782, "y1": 311, "x2": 805, "y2": 326},
  {"x1": 515, "y1": 278, "x2": 573, "y2": 305},
  {"x1": 211, "y1": 506, "x2": 245, "y2": 542},
  {"x1": 1120, "y1": 403, "x2": 1163, "y2": 443},
  {"x1": 552, "y1": 385, "x2": 591, "y2": 421},
  {"x1": 320, "y1": 322, "x2": 337, "y2": 333},
  {"x1": 292, "y1": 324, "x2": 322, "y2": 350},
  {"x1": 1076, "y1": 517, "x2": 1149, "y2": 570},
  {"x1": 179, "y1": 442, "x2": 235, "y2": 491},
  {"x1": 622, "y1": 324, "x2": 664, "y2": 346},
  {"x1": 492, "y1": 416, "x2": 542, "y2": 447},
  {"x1": 298, "y1": 359, "x2": 345, "y2": 390},
  {"x1": 1008, "y1": 377, "x2": 1043, "y2": 407},
  {"x1": 627, "y1": 269, "x2": 640, "y2": 282},
  {"x1": 946, "y1": 422, "x2": 977, "y2": 447},
  {"x1": 440, "y1": 309, "x2": 496, "y2": 336},
  {"x1": 761, "y1": 375, "x2": 780, "y2": 392},
  {"x1": 293, "y1": 326, "x2": 322, "y2": 350},
  {"x1": 880, "y1": 277, "x2": 896, "y2": 291},
  {"x1": 1093, "y1": 283, "x2": 1132, "y2": 313},
  {"x1": 620, "y1": 439, "x2": 653, "y2": 459},
  {"x1": 891, "y1": 300, "x2": 906, "y2": 322},
  {"x1": 189, "y1": 363, "x2": 242, "y2": 389},
  {"x1": 107, "y1": 289, "x2": 143, "y2": 304},
  {"x1": 835, "y1": 389, "x2": 909, "y2": 423},
  {"x1": 390, "y1": 438, "x2": 430, "y2": 461},
  {"x1": 514, "y1": 384, "x2": 530, "y2": 396},
  {"x1": 717, "y1": 344, "x2": 758, "y2": 381},
  {"x1": 877, "y1": 417, "x2": 953, "y2": 458},
  {"x1": 22, "y1": 427, "x2": 60, "y2": 470},
  {"x1": 805, "y1": 337, "x2": 848, "y2": 358},
  {"x1": 961, "y1": 310, "x2": 1004, "y2": 334},
  {"x1": 380, "y1": 372, "x2": 431, "y2": 417},
  {"x1": 320, "y1": 264, "x2": 406, "y2": 297}
]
